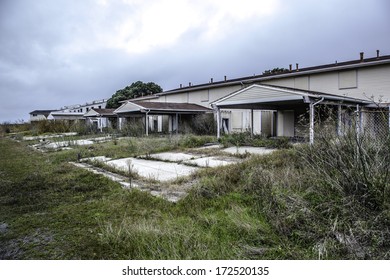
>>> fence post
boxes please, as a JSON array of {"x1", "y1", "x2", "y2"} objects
[
  {"x1": 388, "y1": 106, "x2": 390, "y2": 133},
  {"x1": 309, "y1": 103, "x2": 314, "y2": 145},
  {"x1": 337, "y1": 105, "x2": 342, "y2": 136}
]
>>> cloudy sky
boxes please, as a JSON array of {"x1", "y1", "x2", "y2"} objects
[{"x1": 1, "y1": 0, "x2": 389, "y2": 122}]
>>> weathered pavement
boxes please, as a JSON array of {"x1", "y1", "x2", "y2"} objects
[{"x1": 72, "y1": 146, "x2": 276, "y2": 202}]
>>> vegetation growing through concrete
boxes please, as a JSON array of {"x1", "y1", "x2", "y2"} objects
[{"x1": 0, "y1": 127, "x2": 389, "y2": 259}]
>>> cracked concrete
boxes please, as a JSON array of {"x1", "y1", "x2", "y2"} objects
[{"x1": 71, "y1": 145, "x2": 276, "y2": 202}]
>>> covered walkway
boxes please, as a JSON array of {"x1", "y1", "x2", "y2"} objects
[
  {"x1": 114, "y1": 101, "x2": 212, "y2": 135},
  {"x1": 211, "y1": 84, "x2": 372, "y2": 144}
]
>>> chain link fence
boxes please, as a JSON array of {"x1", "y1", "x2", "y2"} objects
[{"x1": 295, "y1": 105, "x2": 390, "y2": 145}]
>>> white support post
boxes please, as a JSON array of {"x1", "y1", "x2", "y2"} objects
[
  {"x1": 309, "y1": 103, "x2": 314, "y2": 145},
  {"x1": 145, "y1": 113, "x2": 149, "y2": 136},
  {"x1": 356, "y1": 104, "x2": 361, "y2": 137},
  {"x1": 118, "y1": 117, "x2": 123, "y2": 131},
  {"x1": 250, "y1": 109, "x2": 254, "y2": 137},
  {"x1": 175, "y1": 113, "x2": 179, "y2": 135},
  {"x1": 216, "y1": 108, "x2": 221, "y2": 139},
  {"x1": 259, "y1": 110, "x2": 262, "y2": 135}
]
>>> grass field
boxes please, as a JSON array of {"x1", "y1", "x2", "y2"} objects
[{"x1": 1, "y1": 132, "x2": 389, "y2": 259}]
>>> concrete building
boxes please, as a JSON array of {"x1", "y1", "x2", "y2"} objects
[
  {"x1": 29, "y1": 110, "x2": 57, "y2": 122},
  {"x1": 84, "y1": 108, "x2": 116, "y2": 132},
  {"x1": 118, "y1": 51, "x2": 389, "y2": 141},
  {"x1": 46, "y1": 99, "x2": 109, "y2": 122}
]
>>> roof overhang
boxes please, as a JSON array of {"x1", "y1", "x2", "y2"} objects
[
  {"x1": 212, "y1": 84, "x2": 373, "y2": 110},
  {"x1": 114, "y1": 101, "x2": 212, "y2": 115}
]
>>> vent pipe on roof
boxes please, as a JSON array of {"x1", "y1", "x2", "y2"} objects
[
  {"x1": 210, "y1": 78, "x2": 213, "y2": 83},
  {"x1": 296, "y1": 63, "x2": 299, "y2": 71},
  {"x1": 289, "y1": 64, "x2": 292, "y2": 71},
  {"x1": 189, "y1": 82, "x2": 192, "y2": 87},
  {"x1": 377, "y1": 50, "x2": 380, "y2": 58},
  {"x1": 360, "y1": 52, "x2": 364, "y2": 61},
  {"x1": 180, "y1": 84, "x2": 182, "y2": 88},
  {"x1": 224, "y1": 75, "x2": 227, "y2": 81}
]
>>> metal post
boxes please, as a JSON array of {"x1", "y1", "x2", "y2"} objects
[
  {"x1": 250, "y1": 109, "x2": 254, "y2": 137},
  {"x1": 216, "y1": 108, "x2": 221, "y2": 139},
  {"x1": 309, "y1": 103, "x2": 314, "y2": 145},
  {"x1": 145, "y1": 113, "x2": 149, "y2": 136},
  {"x1": 118, "y1": 117, "x2": 122, "y2": 131},
  {"x1": 356, "y1": 104, "x2": 361, "y2": 136},
  {"x1": 337, "y1": 105, "x2": 342, "y2": 136},
  {"x1": 175, "y1": 113, "x2": 179, "y2": 135},
  {"x1": 388, "y1": 106, "x2": 390, "y2": 133},
  {"x1": 259, "y1": 110, "x2": 262, "y2": 135}
]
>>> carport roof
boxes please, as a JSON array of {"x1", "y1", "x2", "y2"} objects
[
  {"x1": 211, "y1": 84, "x2": 373, "y2": 110},
  {"x1": 84, "y1": 108, "x2": 116, "y2": 117},
  {"x1": 114, "y1": 101, "x2": 212, "y2": 115}
]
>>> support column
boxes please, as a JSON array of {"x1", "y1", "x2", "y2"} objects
[
  {"x1": 216, "y1": 108, "x2": 221, "y2": 139},
  {"x1": 118, "y1": 117, "x2": 123, "y2": 131},
  {"x1": 259, "y1": 110, "x2": 262, "y2": 136},
  {"x1": 168, "y1": 115, "x2": 172, "y2": 133},
  {"x1": 250, "y1": 109, "x2": 254, "y2": 137},
  {"x1": 175, "y1": 113, "x2": 179, "y2": 135},
  {"x1": 309, "y1": 103, "x2": 314, "y2": 145},
  {"x1": 356, "y1": 105, "x2": 361, "y2": 137},
  {"x1": 145, "y1": 113, "x2": 149, "y2": 136}
]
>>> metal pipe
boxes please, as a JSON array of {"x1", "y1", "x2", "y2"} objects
[{"x1": 309, "y1": 97, "x2": 325, "y2": 144}]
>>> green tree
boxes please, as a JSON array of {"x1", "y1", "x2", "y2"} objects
[{"x1": 106, "y1": 81, "x2": 163, "y2": 109}]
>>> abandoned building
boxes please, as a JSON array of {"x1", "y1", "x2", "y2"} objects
[{"x1": 30, "y1": 51, "x2": 390, "y2": 142}]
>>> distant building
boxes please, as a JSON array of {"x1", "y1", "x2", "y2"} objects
[
  {"x1": 84, "y1": 108, "x2": 116, "y2": 132},
  {"x1": 29, "y1": 110, "x2": 57, "y2": 122},
  {"x1": 46, "y1": 99, "x2": 109, "y2": 122}
]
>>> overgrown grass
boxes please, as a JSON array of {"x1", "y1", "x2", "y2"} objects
[
  {"x1": 220, "y1": 132, "x2": 292, "y2": 149},
  {"x1": 1, "y1": 130, "x2": 389, "y2": 259}
]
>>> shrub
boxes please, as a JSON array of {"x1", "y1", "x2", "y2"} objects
[{"x1": 191, "y1": 114, "x2": 216, "y2": 135}]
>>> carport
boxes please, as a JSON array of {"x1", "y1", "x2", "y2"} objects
[
  {"x1": 114, "y1": 101, "x2": 212, "y2": 135},
  {"x1": 211, "y1": 84, "x2": 371, "y2": 144}
]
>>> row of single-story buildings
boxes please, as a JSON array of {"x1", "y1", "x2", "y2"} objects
[{"x1": 30, "y1": 51, "x2": 390, "y2": 143}]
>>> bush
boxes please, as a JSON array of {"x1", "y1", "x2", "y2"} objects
[
  {"x1": 120, "y1": 119, "x2": 144, "y2": 137},
  {"x1": 191, "y1": 114, "x2": 216, "y2": 135},
  {"x1": 178, "y1": 134, "x2": 216, "y2": 148}
]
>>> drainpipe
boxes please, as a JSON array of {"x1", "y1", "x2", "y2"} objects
[{"x1": 309, "y1": 97, "x2": 324, "y2": 145}]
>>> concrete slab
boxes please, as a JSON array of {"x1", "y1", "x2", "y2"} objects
[
  {"x1": 194, "y1": 144, "x2": 223, "y2": 150},
  {"x1": 107, "y1": 157, "x2": 199, "y2": 182},
  {"x1": 81, "y1": 156, "x2": 112, "y2": 163},
  {"x1": 184, "y1": 156, "x2": 239, "y2": 167},
  {"x1": 223, "y1": 146, "x2": 276, "y2": 155},
  {"x1": 23, "y1": 132, "x2": 78, "y2": 141},
  {"x1": 45, "y1": 139, "x2": 94, "y2": 149},
  {"x1": 148, "y1": 152, "x2": 200, "y2": 162}
]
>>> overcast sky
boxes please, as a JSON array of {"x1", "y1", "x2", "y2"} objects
[{"x1": 1, "y1": 0, "x2": 389, "y2": 122}]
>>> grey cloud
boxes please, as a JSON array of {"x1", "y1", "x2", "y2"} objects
[{"x1": 1, "y1": 0, "x2": 390, "y2": 122}]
